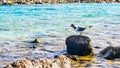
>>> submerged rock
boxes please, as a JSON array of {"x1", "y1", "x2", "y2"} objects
[
  {"x1": 31, "y1": 38, "x2": 42, "y2": 44},
  {"x1": 5, "y1": 55, "x2": 71, "y2": 68},
  {"x1": 94, "y1": 46, "x2": 101, "y2": 49},
  {"x1": 65, "y1": 35, "x2": 94, "y2": 56},
  {"x1": 32, "y1": 45, "x2": 38, "y2": 49},
  {"x1": 100, "y1": 46, "x2": 120, "y2": 60}
]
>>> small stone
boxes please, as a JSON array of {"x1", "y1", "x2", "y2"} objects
[
  {"x1": 94, "y1": 46, "x2": 101, "y2": 49},
  {"x1": 85, "y1": 63, "x2": 91, "y2": 67},
  {"x1": 111, "y1": 37, "x2": 116, "y2": 39},
  {"x1": 32, "y1": 45, "x2": 38, "y2": 49},
  {"x1": 31, "y1": 38, "x2": 42, "y2": 44}
]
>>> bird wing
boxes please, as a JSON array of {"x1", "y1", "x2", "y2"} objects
[{"x1": 76, "y1": 27, "x2": 86, "y2": 31}]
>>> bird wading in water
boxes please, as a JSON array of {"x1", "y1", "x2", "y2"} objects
[{"x1": 70, "y1": 24, "x2": 92, "y2": 35}]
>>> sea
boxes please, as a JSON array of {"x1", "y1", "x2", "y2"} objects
[{"x1": 0, "y1": 3, "x2": 120, "y2": 67}]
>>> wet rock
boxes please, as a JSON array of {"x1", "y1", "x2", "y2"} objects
[
  {"x1": 69, "y1": 55, "x2": 94, "y2": 61},
  {"x1": 53, "y1": 55, "x2": 71, "y2": 68},
  {"x1": 103, "y1": 50, "x2": 115, "y2": 60},
  {"x1": 65, "y1": 35, "x2": 94, "y2": 56},
  {"x1": 35, "y1": 2, "x2": 43, "y2": 4},
  {"x1": 0, "y1": 0, "x2": 119, "y2": 4},
  {"x1": 15, "y1": 2, "x2": 26, "y2": 4},
  {"x1": 32, "y1": 58, "x2": 52, "y2": 68},
  {"x1": 5, "y1": 55, "x2": 71, "y2": 68},
  {"x1": 32, "y1": 45, "x2": 38, "y2": 49},
  {"x1": 5, "y1": 58, "x2": 33, "y2": 68},
  {"x1": 94, "y1": 46, "x2": 101, "y2": 49},
  {"x1": 31, "y1": 38, "x2": 42, "y2": 44},
  {"x1": 0, "y1": 3, "x2": 13, "y2": 5},
  {"x1": 100, "y1": 46, "x2": 120, "y2": 60}
]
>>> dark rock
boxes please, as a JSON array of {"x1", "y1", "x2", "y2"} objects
[
  {"x1": 32, "y1": 45, "x2": 38, "y2": 49},
  {"x1": 100, "y1": 46, "x2": 114, "y2": 55},
  {"x1": 35, "y1": 2, "x2": 43, "y2": 4},
  {"x1": 65, "y1": 35, "x2": 94, "y2": 56},
  {"x1": 79, "y1": 60, "x2": 85, "y2": 64},
  {"x1": 100, "y1": 46, "x2": 120, "y2": 60},
  {"x1": 85, "y1": 63, "x2": 91, "y2": 67},
  {"x1": 103, "y1": 50, "x2": 115, "y2": 60},
  {"x1": 94, "y1": 46, "x2": 101, "y2": 49},
  {"x1": 68, "y1": 55, "x2": 78, "y2": 61},
  {"x1": 16, "y1": 2, "x2": 26, "y2": 4}
]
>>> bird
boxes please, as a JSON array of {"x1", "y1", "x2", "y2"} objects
[{"x1": 70, "y1": 24, "x2": 92, "y2": 35}]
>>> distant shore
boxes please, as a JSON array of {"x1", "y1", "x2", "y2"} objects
[{"x1": 0, "y1": 0, "x2": 120, "y2": 5}]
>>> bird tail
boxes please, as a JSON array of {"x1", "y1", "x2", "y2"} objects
[
  {"x1": 86, "y1": 26, "x2": 93, "y2": 28},
  {"x1": 88, "y1": 26, "x2": 93, "y2": 28}
]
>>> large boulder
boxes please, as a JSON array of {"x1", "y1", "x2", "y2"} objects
[
  {"x1": 100, "y1": 46, "x2": 120, "y2": 60},
  {"x1": 65, "y1": 35, "x2": 94, "y2": 56}
]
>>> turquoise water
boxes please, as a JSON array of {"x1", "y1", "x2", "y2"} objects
[
  {"x1": 0, "y1": 3, "x2": 120, "y2": 67},
  {"x1": 0, "y1": 3, "x2": 120, "y2": 40}
]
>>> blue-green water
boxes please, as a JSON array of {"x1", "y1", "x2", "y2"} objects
[
  {"x1": 0, "y1": 3, "x2": 120, "y2": 40},
  {"x1": 0, "y1": 3, "x2": 120, "y2": 67}
]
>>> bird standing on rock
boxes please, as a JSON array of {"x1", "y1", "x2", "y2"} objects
[{"x1": 70, "y1": 24, "x2": 92, "y2": 35}]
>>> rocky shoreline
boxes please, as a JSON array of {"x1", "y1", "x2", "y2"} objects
[
  {"x1": 0, "y1": 0, "x2": 120, "y2": 5},
  {"x1": 5, "y1": 55, "x2": 71, "y2": 68},
  {"x1": 4, "y1": 35, "x2": 120, "y2": 68}
]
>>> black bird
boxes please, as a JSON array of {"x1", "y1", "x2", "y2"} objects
[{"x1": 70, "y1": 24, "x2": 92, "y2": 35}]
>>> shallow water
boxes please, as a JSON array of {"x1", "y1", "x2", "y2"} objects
[{"x1": 0, "y1": 3, "x2": 120, "y2": 67}]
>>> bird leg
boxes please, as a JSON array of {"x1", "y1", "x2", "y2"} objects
[
  {"x1": 80, "y1": 31, "x2": 83, "y2": 36},
  {"x1": 77, "y1": 32, "x2": 79, "y2": 35},
  {"x1": 77, "y1": 31, "x2": 80, "y2": 35}
]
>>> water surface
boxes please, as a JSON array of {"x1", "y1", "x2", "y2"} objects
[{"x1": 0, "y1": 3, "x2": 120, "y2": 67}]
